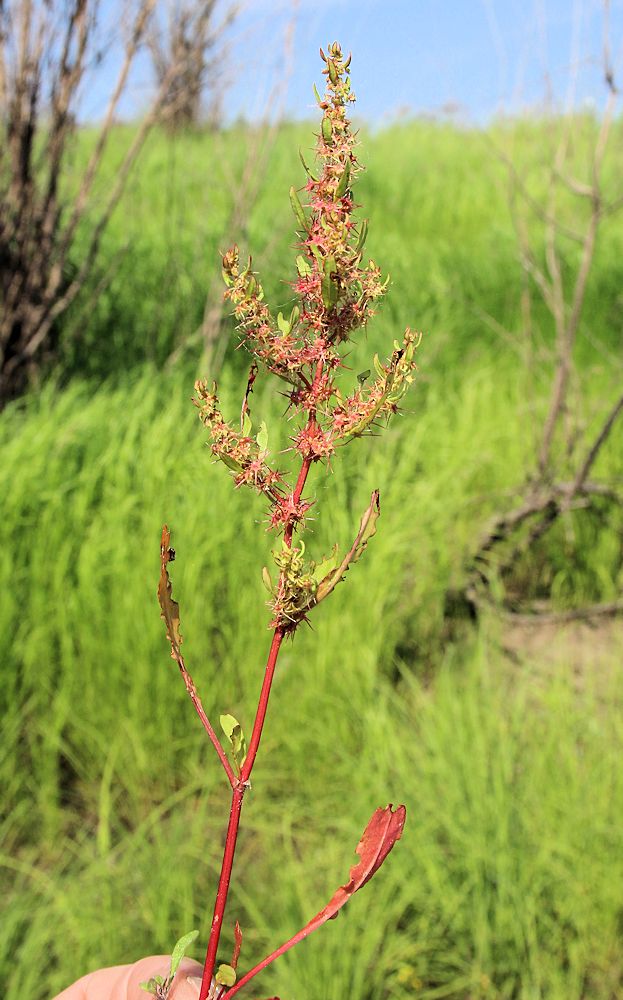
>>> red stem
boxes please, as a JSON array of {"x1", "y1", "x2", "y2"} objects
[
  {"x1": 197, "y1": 633, "x2": 288, "y2": 1000},
  {"x1": 222, "y1": 921, "x2": 315, "y2": 999},
  {"x1": 198, "y1": 362, "x2": 323, "y2": 1000},
  {"x1": 240, "y1": 628, "x2": 284, "y2": 783},
  {"x1": 199, "y1": 785, "x2": 244, "y2": 998}
]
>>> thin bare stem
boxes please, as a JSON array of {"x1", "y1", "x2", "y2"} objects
[
  {"x1": 573, "y1": 389, "x2": 623, "y2": 491},
  {"x1": 176, "y1": 657, "x2": 236, "y2": 789}
]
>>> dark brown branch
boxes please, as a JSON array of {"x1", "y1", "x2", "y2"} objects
[{"x1": 503, "y1": 598, "x2": 623, "y2": 625}]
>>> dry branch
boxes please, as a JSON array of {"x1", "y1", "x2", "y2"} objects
[
  {"x1": 461, "y1": 3, "x2": 623, "y2": 623},
  {"x1": 0, "y1": 0, "x2": 235, "y2": 405}
]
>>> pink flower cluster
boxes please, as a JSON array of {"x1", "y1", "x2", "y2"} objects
[{"x1": 195, "y1": 40, "x2": 419, "y2": 572}]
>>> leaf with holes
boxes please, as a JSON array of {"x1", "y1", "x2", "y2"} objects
[
  {"x1": 158, "y1": 526, "x2": 182, "y2": 660},
  {"x1": 315, "y1": 491, "x2": 380, "y2": 604}
]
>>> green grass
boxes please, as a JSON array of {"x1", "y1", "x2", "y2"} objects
[{"x1": 2, "y1": 114, "x2": 623, "y2": 998}]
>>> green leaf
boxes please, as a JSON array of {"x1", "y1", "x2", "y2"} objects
[
  {"x1": 299, "y1": 149, "x2": 318, "y2": 181},
  {"x1": 220, "y1": 713, "x2": 238, "y2": 741},
  {"x1": 262, "y1": 566, "x2": 274, "y2": 593},
  {"x1": 312, "y1": 546, "x2": 339, "y2": 584},
  {"x1": 170, "y1": 929, "x2": 199, "y2": 978},
  {"x1": 312, "y1": 82, "x2": 323, "y2": 106},
  {"x1": 356, "y1": 219, "x2": 368, "y2": 253},
  {"x1": 220, "y1": 714, "x2": 247, "y2": 773},
  {"x1": 222, "y1": 268, "x2": 233, "y2": 287},
  {"x1": 296, "y1": 255, "x2": 312, "y2": 278},
  {"x1": 139, "y1": 976, "x2": 165, "y2": 995},
  {"x1": 321, "y1": 256, "x2": 338, "y2": 310},
  {"x1": 289, "y1": 305, "x2": 300, "y2": 327},
  {"x1": 357, "y1": 370, "x2": 371, "y2": 385},
  {"x1": 309, "y1": 243, "x2": 323, "y2": 265},
  {"x1": 335, "y1": 160, "x2": 351, "y2": 199},
  {"x1": 215, "y1": 964, "x2": 237, "y2": 987},
  {"x1": 373, "y1": 353, "x2": 385, "y2": 378},
  {"x1": 277, "y1": 311, "x2": 291, "y2": 336},
  {"x1": 220, "y1": 454, "x2": 242, "y2": 472},
  {"x1": 242, "y1": 412, "x2": 252, "y2": 437},
  {"x1": 328, "y1": 59, "x2": 338, "y2": 85},
  {"x1": 256, "y1": 420, "x2": 269, "y2": 452},
  {"x1": 289, "y1": 186, "x2": 308, "y2": 231},
  {"x1": 316, "y1": 492, "x2": 381, "y2": 604}
]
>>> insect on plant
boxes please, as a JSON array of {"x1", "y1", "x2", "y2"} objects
[{"x1": 155, "y1": 41, "x2": 418, "y2": 1000}]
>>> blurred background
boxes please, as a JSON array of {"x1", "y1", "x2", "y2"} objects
[{"x1": 1, "y1": 1, "x2": 623, "y2": 998}]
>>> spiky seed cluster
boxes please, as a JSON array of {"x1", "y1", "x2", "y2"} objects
[
  {"x1": 194, "y1": 42, "x2": 419, "y2": 630},
  {"x1": 193, "y1": 381, "x2": 283, "y2": 499}
]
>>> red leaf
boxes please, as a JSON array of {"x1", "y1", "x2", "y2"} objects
[
  {"x1": 303, "y1": 803, "x2": 406, "y2": 930},
  {"x1": 222, "y1": 805, "x2": 406, "y2": 999}
]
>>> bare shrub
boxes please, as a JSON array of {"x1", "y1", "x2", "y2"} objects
[{"x1": 0, "y1": 0, "x2": 197, "y2": 405}]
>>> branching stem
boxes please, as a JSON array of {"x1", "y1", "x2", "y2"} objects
[{"x1": 198, "y1": 375, "x2": 320, "y2": 999}]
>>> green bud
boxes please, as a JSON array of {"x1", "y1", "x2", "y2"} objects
[
  {"x1": 328, "y1": 59, "x2": 338, "y2": 85},
  {"x1": 321, "y1": 116, "x2": 333, "y2": 143}
]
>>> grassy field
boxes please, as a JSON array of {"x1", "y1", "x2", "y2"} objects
[{"x1": 1, "y1": 115, "x2": 623, "y2": 999}]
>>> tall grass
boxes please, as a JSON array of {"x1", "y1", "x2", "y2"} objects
[
  {"x1": 62, "y1": 118, "x2": 623, "y2": 376},
  {"x1": 1, "y1": 357, "x2": 622, "y2": 998}
]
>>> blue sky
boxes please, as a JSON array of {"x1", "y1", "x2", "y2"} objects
[{"x1": 85, "y1": 0, "x2": 623, "y2": 123}]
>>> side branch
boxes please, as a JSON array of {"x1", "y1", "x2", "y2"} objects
[
  {"x1": 573, "y1": 389, "x2": 623, "y2": 492},
  {"x1": 158, "y1": 526, "x2": 236, "y2": 788}
]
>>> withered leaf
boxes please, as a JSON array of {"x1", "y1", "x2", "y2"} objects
[
  {"x1": 232, "y1": 920, "x2": 243, "y2": 970},
  {"x1": 158, "y1": 525, "x2": 182, "y2": 660},
  {"x1": 315, "y1": 490, "x2": 380, "y2": 603},
  {"x1": 304, "y1": 804, "x2": 406, "y2": 928}
]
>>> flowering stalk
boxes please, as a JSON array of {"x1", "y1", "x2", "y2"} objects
[{"x1": 158, "y1": 43, "x2": 418, "y2": 1000}]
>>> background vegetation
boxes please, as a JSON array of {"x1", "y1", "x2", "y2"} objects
[{"x1": 1, "y1": 117, "x2": 622, "y2": 999}]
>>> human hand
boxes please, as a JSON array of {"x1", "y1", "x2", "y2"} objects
[{"x1": 54, "y1": 955, "x2": 204, "y2": 1000}]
